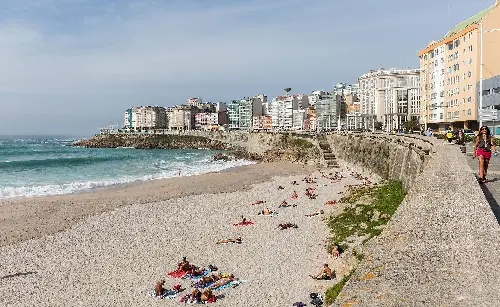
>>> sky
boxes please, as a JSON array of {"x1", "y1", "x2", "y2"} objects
[{"x1": 0, "y1": 0, "x2": 496, "y2": 136}]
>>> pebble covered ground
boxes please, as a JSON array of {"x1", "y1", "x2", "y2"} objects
[{"x1": 0, "y1": 165, "x2": 376, "y2": 307}]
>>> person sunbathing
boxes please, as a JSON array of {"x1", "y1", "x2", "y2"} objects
[
  {"x1": 330, "y1": 245, "x2": 341, "y2": 258},
  {"x1": 186, "y1": 266, "x2": 206, "y2": 277},
  {"x1": 252, "y1": 200, "x2": 266, "y2": 205},
  {"x1": 196, "y1": 274, "x2": 221, "y2": 287},
  {"x1": 190, "y1": 289, "x2": 202, "y2": 303},
  {"x1": 279, "y1": 200, "x2": 296, "y2": 208},
  {"x1": 310, "y1": 264, "x2": 333, "y2": 280},
  {"x1": 278, "y1": 185, "x2": 285, "y2": 190},
  {"x1": 325, "y1": 200, "x2": 337, "y2": 205},
  {"x1": 154, "y1": 280, "x2": 166, "y2": 297},
  {"x1": 216, "y1": 237, "x2": 242, "y2": 244},
  {"x1": 201, "y1": 288, "x2": 216, "y2": 302},
  {"x1": 292, "y1": 180, "x2": 299, "y2": 185},
  {"x1": 291, "y1": 191, "x2": 298, "y2": 199},
  {"x1": 259, "y1": 208, "x2": 275, "y2": 215},
  {"x1": 305, "y1": 210, "x2": 324, "y2": 217},
  {"x1": 209, "y1": 274, "x2": 236, "y2": 290},
  {"x1": 277, "y1": 222, "x2": 298, "y2": 230}
]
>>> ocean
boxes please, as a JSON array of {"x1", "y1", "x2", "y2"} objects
[{"x1": 0, "y1": 136, "x2": 254, "y2": 199}]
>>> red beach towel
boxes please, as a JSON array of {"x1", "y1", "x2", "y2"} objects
[{"x1": 167, "y1": 269, "x2": 188, "y2": 278}]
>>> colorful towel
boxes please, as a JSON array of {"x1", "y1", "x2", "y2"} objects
[
  {"x1": 150, "y1": 289, "x2": 179, "y2": 299},
  {"x1": 192, "y1": 280, "x2": 215, "y2": 289},
  {"x1": 168, "y1": 269, "x2": 187, "y2": 278},
  {"x1": 233, "y1": 221, "x2": 254, "y2": 227},
  {"x1": 184, "y1": 268, "x2": 211, "y2": 280},
  {"x1": 212, "y1": 280, "x2": 244, "y2": 291},
  {"x1": 258, "y1": 212, "x2": 278, "y2": 217}
]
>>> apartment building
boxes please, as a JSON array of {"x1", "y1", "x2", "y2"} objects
[
  {"x1": 358, "y1": 68, "x2": 420, "y2": 131},
  {"x1": 227, "y1": 97, "x2": 263, "y2": 130},
  {"x1": 252, "y1": 115, "x2": 272, "y2": 131},
  {"x1": 123, "y1": 106, "x2": 167, "y2": 130},
  {"x1": 186, "y1": 97, "x2": 203, "y2": 108},
  {"x1": 194, "y1": 112, "x2": 218, "y2": 130},
  {"x1": 333, "y1": 83, "x2": 359, "y2": 96},
  {"x1": 345, "y1": 94, "x2": 362, "y2": 130},
  {"x1": 419, "y1": 0, "x2": 500, "y2": 131},
  {"x1": 270, "y1": 95, "x2": 300, "y2": 130},
  {"x1": 315, "y1": 94, "x2": 340, "y2": 131},
  {"x1": 165, "y1": 105, "x2": 198, "y2": 130}
]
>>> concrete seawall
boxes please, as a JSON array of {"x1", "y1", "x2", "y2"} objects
[{"x1": 327, "y1": 133, "x2": 500, "y2": 306}]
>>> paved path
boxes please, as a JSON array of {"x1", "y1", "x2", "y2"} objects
[{"x1": 465, "y1": 143, "x2": 500, "y2": 224}]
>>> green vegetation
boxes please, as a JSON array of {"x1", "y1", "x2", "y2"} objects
[
  {"x1": 324, "y1": 181, "x2": 405, "y2": 305},
  {"x1": 324, "y1": 270, "x2": 355, "y2": 305},
  {"x1": 329, "y1": 181, "x2": 405, "y2": 249}
]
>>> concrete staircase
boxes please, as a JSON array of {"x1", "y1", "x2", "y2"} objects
[{"x1": 317, "y1": 135, "x2": 339, "y2": 168}]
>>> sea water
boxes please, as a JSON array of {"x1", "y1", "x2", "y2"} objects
[{"x1": 0, "y1": 136, "x2": 254, "y2": 199}]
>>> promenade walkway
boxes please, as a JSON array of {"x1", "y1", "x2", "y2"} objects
[{"x1": 466, "y1": 143, "x2": 500, "y2": 223}]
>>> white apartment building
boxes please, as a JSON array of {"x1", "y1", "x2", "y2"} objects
[
  {"x1": 333, "y1": 83, "x2": 359, "y2": 96},
  {"x1": 194, "y1": 112, "x2": 218, "y2": 130},
  {"x1": 308, "y1": 90, "x2": 327, "y2": 106},
  {"x1": 123, "y1": 106, "x2": 167, "y2": 130},
  {"x1": 186, "y1": 97, "x2": 203, "y2": 108},
  {"x1": 270, "y1": 95, "x2": 300, "y2": 130},
  {"x1": 292, "y1": 109, "x2": 305, "y2": 130},
  {"x1": 166, "y1": 105, "x2": 197, "y2": 130},
  {"x1": 358, "y1": 68, "x2": 421, "y2": 131}
]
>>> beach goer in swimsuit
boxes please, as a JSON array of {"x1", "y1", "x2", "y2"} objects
[
  {"x1": 190, "y1": 289, "x2": 202, "y2": 303},
  {"x1": 216, "y1": 237, "x2": 242, "y2": 244},
  {"x1": 291, "y1": 191, "x2": 298, "y2": 199},
  {"x1": 473, "y1": 126, "x2": 497, "y2": 183},
  {"x1": 277, "y1": 223, "x2": 298, "y2": 230},
  {"x1": 154, "y1": 280, "x2": 166, "y2": 297},
  {"x1": 201, "y1": 289, "x2": 216, "y2": 302},
  {"x1": 178, "y1": 257, "x2": 192, "y2": 271},
  {"x1": 209, "y1": 274, "x2": 236, "y2": 290},
  {"x1": 259, "y1": 208, "x2": 274, "y2": 215},
  {"x1": 330, "y1": 245, "x2": 341, "y2": 258},
  {"x1": 305, "y1": 210, "x2": 324, "y2": 217},
  {"x1": 310, "y1": 264, "x2": 333, "y2": 280}
]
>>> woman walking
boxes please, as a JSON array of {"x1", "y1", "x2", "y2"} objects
[{"x1": 473, "y1": 126, "x2": 497, "y2": 183}]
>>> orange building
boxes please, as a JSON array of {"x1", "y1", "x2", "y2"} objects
[{"x1": 418, "y1": 0, "x2": 500, "y2": 131}]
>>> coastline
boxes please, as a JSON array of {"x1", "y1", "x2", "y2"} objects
[
  {"x1": 0, "y1": 162, "x2": 316, "y2": 247},
  {"x1": 0, "y1": 162, "x2": 374, "y2": 306}
]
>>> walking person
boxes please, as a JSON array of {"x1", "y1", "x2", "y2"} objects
[{"x1": 473, "y1": 126, "x2": 498, "y2": 183}]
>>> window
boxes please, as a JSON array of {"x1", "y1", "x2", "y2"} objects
[
  {"x1": 468, "y1": 71, "x2": 472, "y2": 78},
  {"x1": 468, "y1": 97, "x2": 472, "y2": 103},
  {"x1": 468, "y1": 58, "x2": 472, "y2": 64},
  {"x1": 440, "y1": 113, "x2": 444, "y2": 120},
  {"x1": 483, "y1": 89, "x2": 491, "y2": 96},
  {"x1": 468, "y1": 45, "x2": 473, "y2": 52},
  {"x1": 467, "y1": 109, "x2": 472, "y2": 116}
]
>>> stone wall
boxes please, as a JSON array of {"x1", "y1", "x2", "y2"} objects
[
  {"x1": 330, "y1": 134, "x2": 500, "y2": 306},
  {"x1": 326, "y1": 132, "x2": 434, "y2": 189}
]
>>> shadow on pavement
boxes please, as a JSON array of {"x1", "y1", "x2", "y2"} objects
[{"x1": 478, "y1": 182, "x2": 500, "y2": 225}]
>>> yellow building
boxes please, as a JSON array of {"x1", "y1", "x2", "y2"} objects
[{"x1": 419, "y1": 0, "x2": 500, "y2": 132}]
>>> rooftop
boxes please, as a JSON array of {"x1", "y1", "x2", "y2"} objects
[{"x1": 443, "y1": 4, "x2": 496, "y2": 39}]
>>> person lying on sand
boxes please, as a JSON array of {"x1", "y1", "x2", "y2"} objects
[
  {"x1": 196, "y1": 274, "x2": 222, "y2": 288},
  {"x1": 292, "y1": 180, "x2": 299, "y2": 185},
  {"x1": 279, "y1": 200, "x2": 297, "y2": 208},
  {"x1": 258, "y1": 208, "x2": 276, "y2": 216},
  {"x1": 209, "y1": 274, "x2": 236, "y2": 290},
  {"x1": 277, "y1": 223, "x2": 298, "y2": 230},
  {"x1": 190, "y1": 289, "x2": 202, "y2": 303},
  {"x1": 325, "y1": 200, "x2": 337, "y2": 205},
  {"x1": 251, "y1": 200, "x2": 266, "y2": 205},
  {"x1": 291, "y1": 191, "x2": 298, "y2": 199},
  {"x1": 305, "y1": 210, "x2": 324, "y2": 217},
  {"x1": 278, "y1": 185, "x2": 285, "y2": 190},
  {"x1": 216, "y1": 237, "x2": 242, "y2": 244},
  {"x1": 310, "y1": 264, "x2": 333, "y2": 280},
  {"x1": 154, "y1": 280, "x2": 166, "y2": 297}
]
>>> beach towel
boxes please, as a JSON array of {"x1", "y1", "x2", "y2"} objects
[
  {"x1": 233, "y1": 221, "x2": 254, "y2": 227},
  {"x1": 168, "y1": 269, "x2": 188, "y2": 278},
  {"x1": 212, "y1": 279, "x2": 245, "y2": 291},
  {"x1": 192, "y1": 280, "x2": 215, "y2": 289},
  {"x1": 184, "y1": 268, "x2": 211, "y2": 280},
  {"x1": 258, "y1": 212, "x2": 278, "y2": 217},
  {"x1": 150, "y1": 289, "x2": 180, "y2": 300}
]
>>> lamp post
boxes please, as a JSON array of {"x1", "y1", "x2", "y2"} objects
[{"x1": 479, "y1": 23, "x2": 500, "y2": 127}]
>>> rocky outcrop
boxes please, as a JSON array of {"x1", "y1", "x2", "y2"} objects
[{"x1": 73, "y1": 134, "x2": 228, "y2": 150}]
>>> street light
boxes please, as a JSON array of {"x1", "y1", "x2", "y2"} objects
[{"x1": 479, "y1": 23, "x2": 500, "y2": 127}]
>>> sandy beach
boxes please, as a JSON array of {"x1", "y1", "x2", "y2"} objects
[{"x1": 0, "y1": 162, "x2": 376, "y2": 306}]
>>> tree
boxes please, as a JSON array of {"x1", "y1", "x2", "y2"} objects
[
  {"x1": 374, "y1": 121, "x2": 383, "y2": 130},
  {"x1": 403, "y1": 120, "x2": 419, "y2": 133}
]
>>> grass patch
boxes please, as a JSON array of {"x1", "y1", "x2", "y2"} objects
[
  {"x1": 328, "y1": 180, "x2": 405, "y2": 249},
  {"x1": 324, "y1": 181, "x2": 405, "y2": 305},
  {"x1": 324, "y1": 270, "x2": 355, "y2": 305}
]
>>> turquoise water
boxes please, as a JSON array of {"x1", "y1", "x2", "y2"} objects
[{"x1": 0, "y1": 136, "x2": 254, "y2": 199}]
